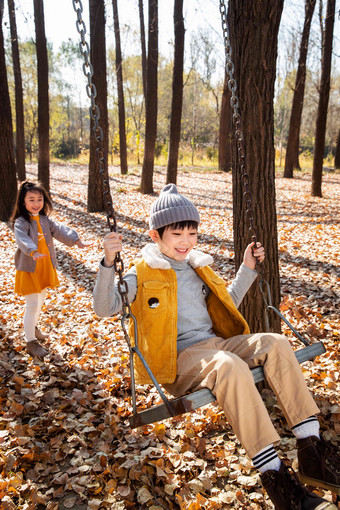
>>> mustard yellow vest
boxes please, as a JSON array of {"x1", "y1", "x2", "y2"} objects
[{"x1": 129, "y1": 259, "x2": 250, "y2": 385}]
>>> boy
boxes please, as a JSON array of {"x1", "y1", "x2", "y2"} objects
[{"x1": 93, "y1": 184, "x2": 339, "y2": 510}]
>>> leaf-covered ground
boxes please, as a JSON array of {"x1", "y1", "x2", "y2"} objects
[{"x1": 0, "y1": 164, "x2": 339, "y2": 510}]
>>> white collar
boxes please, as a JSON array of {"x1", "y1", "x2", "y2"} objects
[{"x1": 140, "y1": 243, "x2": 213, "y2": 270}]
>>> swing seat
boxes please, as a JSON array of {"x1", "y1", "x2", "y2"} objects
[{"x1": 129, "y1": 341, "x2": 325, "y2": 428}]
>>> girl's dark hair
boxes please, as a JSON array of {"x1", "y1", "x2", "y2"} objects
[
  {"x1": 157, "y1": 220, "x2": 198, "y2": 239},
  {"x1": 11, "y1": 180, "x2": 53, "y2": 222}
]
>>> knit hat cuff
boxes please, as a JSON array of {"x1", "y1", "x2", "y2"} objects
[{"x1": 150, "y1": 204, "x2": 200, "y2": 229}]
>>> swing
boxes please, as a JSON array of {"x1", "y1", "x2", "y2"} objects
[{"x1": 71, "y1": 0, "x2": 326, "y2": 429}]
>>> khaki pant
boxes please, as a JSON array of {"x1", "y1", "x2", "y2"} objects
[{"x1": 163, "y1": 334, "x2": 320, "y2": 458}]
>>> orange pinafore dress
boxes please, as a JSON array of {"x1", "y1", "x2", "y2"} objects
[{"x1": 15, "y1": 215, "x2": 60, "y2": 296}]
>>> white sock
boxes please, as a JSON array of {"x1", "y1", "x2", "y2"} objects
[
  {"x1": 291, "y1": 416, "x2": 320, "y2": 440},
  {"x1": 23, "y1": 289, "x2": 47, "y2": 341},
  {"x1": 24, "y1": 293, "x2": 40, "y2": 341},
  {"x1": 252, "y1": 445, "x2": 281, "y2": 473}
]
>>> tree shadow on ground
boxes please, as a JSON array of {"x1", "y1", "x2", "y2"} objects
[
  {"x1": 0, "y1": 332, "x2": 124, "y2": 510},
  {"x1": 0, "y1": 325, "x2": 337, "y2": 509}
]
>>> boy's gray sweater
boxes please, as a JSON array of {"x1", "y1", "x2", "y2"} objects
[{"x1": 93, "y1": 243, "x2": 257, "y2": 351}]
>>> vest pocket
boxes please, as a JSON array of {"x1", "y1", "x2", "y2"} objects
[{"x1": 142, "y1": 281, "x2": 170, "y2": 315}]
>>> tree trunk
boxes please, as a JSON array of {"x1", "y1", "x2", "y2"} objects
[
  {"x1": 140, "y1": 0, "x2": 158, "y2": 195},
  {"x1": 8, "y1": 0, "x2": 25, "y2": 181},
  {"x1": 166, "y1": 0, "x2": 184, "y2": 185},
  {"x1": 311, "y1": 0, "x2": 335, "y2": 197},
  {"x1": 88, "y1": 0, "x2": 108, "y2": 212},
  {"x1": 0, "y1": 0, "x2": 17, "y2": 221},
  {"x1": 138, "y1": 0, "x2": 147, "y2": 100},
  {"x1": 228, "y1": 0, "x2": 283, "y2": 333},
  {"x1": 284, "y1": 0, "x2": 316, "y2": 178},
  {"x1": 335, "y1": 129, "x2": 340, "y2": 169},
  {"x1": 218, "y1": 70, "x2": 232, "y2": 172},
  {"x1": 112, "y1": 0, "x2": 128, "y2": 175},
  {"x1": 33, "y1": 0, "x2": 49, "y2": 192}
]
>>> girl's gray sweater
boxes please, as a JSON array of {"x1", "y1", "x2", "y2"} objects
[{"x1": 14, "y1": 215, "x2": 79, "y2": 272}]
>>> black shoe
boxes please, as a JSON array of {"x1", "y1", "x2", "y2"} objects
[
  {"x1": 298, "y1": 436, "x2": 340, "y2": 496},
  {"x1": 261, "y1": 462, "x2": 337, "y2": 510}
]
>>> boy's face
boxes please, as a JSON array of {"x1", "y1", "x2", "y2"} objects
[{"x1": 149, "y1": 226, "x2": 198, "y2": 261}]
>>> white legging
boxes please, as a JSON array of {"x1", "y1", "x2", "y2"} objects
[{"x1": 23, "y1": 289, "x2": 47, "y2": 341}]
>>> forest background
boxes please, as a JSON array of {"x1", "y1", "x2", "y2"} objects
[{"x1": 2, "y1": 0, "x2": 340, "y2": 168}]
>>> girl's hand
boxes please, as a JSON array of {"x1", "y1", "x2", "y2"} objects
[
  {"x1": 32, "y1": 252, "x2": 48, "y2": 261},
  {"x1": 76, "y1": 239, "x2": 94, "y2": 249},
  {"x1": 243, "y1": 242, "x2": 265, "y2": 270},
  {"x1": 103, "y1": 232, "x2": 122, "y2": 267}
]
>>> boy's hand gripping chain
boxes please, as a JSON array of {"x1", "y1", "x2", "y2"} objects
[{"x1": 72, "y1": 0, "x2": 177, "y2": 419}]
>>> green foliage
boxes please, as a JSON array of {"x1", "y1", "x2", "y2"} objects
[
  {"x1": 206, "y1": 146, "x2": 217, "y2": 161},
  {"x1": 57, "y1": 39, "x2": 82, "y2": 67},
  {"x1": 51, "y1": 138, "x2": 80, "y2": 159}
]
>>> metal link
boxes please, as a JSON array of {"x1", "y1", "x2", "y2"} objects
[
  {"x1": 72, "y1": 0, "x2": 134, "y2": 336},
  {"x1": 219, "y1": 0, "x2": 259, "y2": 251},
  {"x1": 84, "y1": 63, "x2": 94, "y2": 82},
  {"x1": 72, "y1": 0, "x2": 116, "y2": 233}
]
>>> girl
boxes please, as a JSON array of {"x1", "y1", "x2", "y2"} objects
[{"x1": 11, "y1": 180, "x2": 91, "y2": 358}]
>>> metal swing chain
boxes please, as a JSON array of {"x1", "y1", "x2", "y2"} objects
[
  {"x1": 72, "y1": 0, "x2": 115, "y2": 233},
  {"x1": 219, "y1": 0, "x2": 258, "y2": 250},
  {"x1": 71, "y1": 0, "x2": 131, "y2": 320},
  {"x1": 218, "y1": 0, "x2": 311, "y2": 345},
  {"x1": 72, "y1": 0, "x2": 177, "y2": 418}
]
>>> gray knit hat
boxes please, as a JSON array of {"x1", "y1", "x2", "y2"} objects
[{"x1": 149, "y1": 184, "x2": 200, "y2": 229}]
